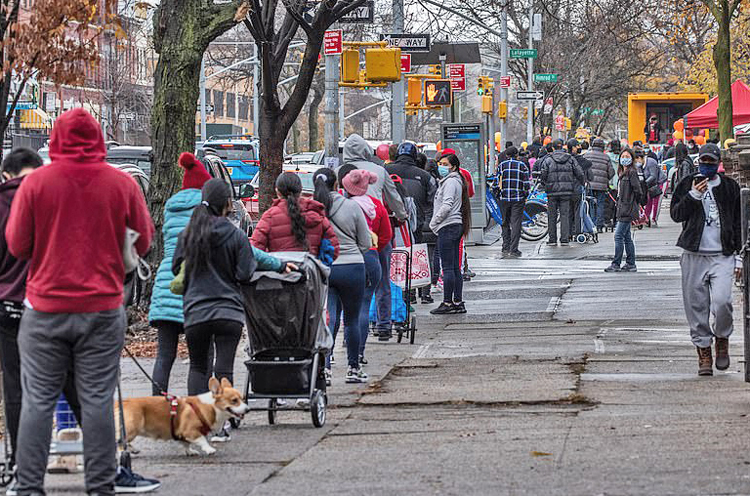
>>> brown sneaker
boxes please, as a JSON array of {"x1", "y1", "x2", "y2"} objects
[
  {"x1": 697, "y1": 346, "x2": 713, "y2": 376},
  {"x1": 715, "y1": 338, "x2": 730, "y2": 370}
]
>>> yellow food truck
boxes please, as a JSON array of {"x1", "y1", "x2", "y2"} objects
[{"x1": 628, "y1": 92, "x2": 709, "y2": 144}]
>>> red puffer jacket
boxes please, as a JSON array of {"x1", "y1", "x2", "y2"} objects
[
  {"x1": 251, "y1": 197, "x2": 339, "y2": 257},
  {"x1": 371, "y1": 197, "x2": 393, "y2": 252}
]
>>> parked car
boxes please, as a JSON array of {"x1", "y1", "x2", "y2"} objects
[
  {"x1": 106, "y1": 146, "x2": 153, "y2": 176},
  {"x1": 242, "y1": 162, "x2": 318, "y2": 222},
  {"x1": 202, "y1": 135, "x2": 260, "y2": 186}
]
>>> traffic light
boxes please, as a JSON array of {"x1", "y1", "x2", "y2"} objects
[
  {"x1": 481, "y1": 95, "x2": 492, "y2": 114},
  {"x1": 428, "y1": 64, "x2": 442, "y2": 77},
  {"x1": 477, "y1": 76, "x2": 486, "y2": 96},
  {"x1": 522, "y1": 106, "x2": 528, "y2": 119},
  {"x1": 407, "y1": 78, "x2": 422, "y2": 106},
  {"x1": 340, "y1": 49, "x2": 359, "y2": 84},
  {"x1": 565, "y1": 117, "x2": 572, "y2": 130},
  {"x1": 364, "y1": 47, "x2": 401, "y2": 82},
  {"x1": 498, "y1": 100, "x2": 507, "y2": 119}
]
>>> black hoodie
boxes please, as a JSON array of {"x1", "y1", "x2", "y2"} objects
[
  {"x1": 173, "y1": 216, "x2": 256, "y2": 327},
  {"x1": 0, "y1": 178, "x2": 27, "y2": 305}
]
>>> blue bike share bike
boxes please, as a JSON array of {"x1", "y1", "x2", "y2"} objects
[{"x1": 485, "y1": 173, "x2": 549, "y2": 242}]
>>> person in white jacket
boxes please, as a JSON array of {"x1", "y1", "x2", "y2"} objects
[{"x1": 429, "y1": 153, "x2": 471, "y2": 315}]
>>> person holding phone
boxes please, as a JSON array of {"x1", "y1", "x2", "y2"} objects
[{"x1": 670, "y1": 143, "x2": 742, "y2": 377}]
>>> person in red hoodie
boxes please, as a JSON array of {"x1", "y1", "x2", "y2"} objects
[
  {"x1": 251, "y1": 172, "x2": 339, "y2": 258},
  {"x1": 6, "y1": 108, "x2": 156, "y2": 495},
  {"x1": 337, "y1": 165, "x2": 393, "y2": 366}
]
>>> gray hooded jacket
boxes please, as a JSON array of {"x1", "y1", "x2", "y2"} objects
[
  {"x1": 328, "y1": 192, "x2": 372, "y2": 265},
  {"x1": 342, "y1": 134, "x2": 407, "y2": 220},
  {"x1": 430, "y1": 172, "x2": 463, "y2": 234}
]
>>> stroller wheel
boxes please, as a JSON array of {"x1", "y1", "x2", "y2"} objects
[
  {"x1": 267, "y1": 399, "x2": 277, "y2": 425},
  {"x1": 311, "y1": 390, "x2": 326, "y2": 428},
  {"x1": 576, "y1": 234, "x2": 587, "y2": 244}
]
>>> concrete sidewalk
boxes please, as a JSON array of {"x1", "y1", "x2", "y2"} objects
[{"x1": 42, "y1": 205, "x2": 750, "y2": 495}]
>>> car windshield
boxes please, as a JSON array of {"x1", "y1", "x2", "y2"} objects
[
  {"x1": 208, "y1": 144, "x2": 256, "y2": 161},
  {"x1": 108, "y1": 158, "x2": 152, "y2": 177}
]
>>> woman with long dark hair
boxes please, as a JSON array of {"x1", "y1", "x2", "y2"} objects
[
  {"x1": 174, "y1": 179, "x2": 290, "y2": 395},
  {"x1": 314, "y1": 167, "x2": 372, "y2": 383},
  {"x1": 251, "y1": 172, "x2": 339, "y2": 257},
  {"x1": 429, "y1": 153, "x2": 471, "y2": 314},
  {"x1": 605, "y1": 148, "x2": 642, "y2": 273},
  {"x1": 674, "y1": 142, "x2": 695, "y2": 189}
]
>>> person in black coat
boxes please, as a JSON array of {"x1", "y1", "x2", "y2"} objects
[
  {"x1": 540, "y1": 139, "x2": 584, "y2": 246},
  {"x1": 386, "y1": 143, "x2": 437, "y2": 240},
  {"x1": 605, "y1": 148, "x2": 642, "y2": 273},
  {"x1": 567, "y1": 139, "x2": 593, "y2": 239}
]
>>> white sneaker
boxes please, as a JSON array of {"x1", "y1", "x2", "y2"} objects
[
  {"x1": 324, "y1": 369, "x2": 332, "y2": 386},
  {"x1": 345, "y1": 367, "x2": 368, "y2": 383}
]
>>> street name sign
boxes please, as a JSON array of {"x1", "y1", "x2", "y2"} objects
[
  {"x1": 517, "y1": 91, "x2": 543, "y2": 100},
  {"x1": 380, "y1": 33, "x2": 431, "y2": 52},
  {"x1": 340, "y1": 0, "x2": 374, "y2": 23},
  {"x1": 324, "y1": 30, "x2": 343, "y2": 55},
  {"x1": 509, "y1": 49, "x2": 537, "y2": 59},
  {"x1": 534, "y1": 73, "x2": 558, "y2": 83}
]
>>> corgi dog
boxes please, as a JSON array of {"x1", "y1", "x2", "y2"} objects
[{"x1": 116, "y1": 377, "x2": 249, "y2": 456}]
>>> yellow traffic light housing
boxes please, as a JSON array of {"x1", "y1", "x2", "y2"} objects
[
  {"x1": 365, "y1": 47, "x2": 401, "y2": 83},
  {"x1": 407, "y1": 78, "x2": 422, "y2": 106},
  {"x1": 477, "y1": 76, "x2": 486, "y2": 96},
  {"x1": 428, "y1": 64, "x2": 442, "y2": 77},
  {"x1": 522, "y1": 106, "x2": 528, "y2": 119},
  {"x1": 340, "y1": 49, "x2": 359, "y2": 84},
  {"x1": 565, "y1": 117, "x2": 572, "y2": 130},
  {"x1": 498, "y1": 100, "x2": 507, "y2": 119},
  {"x1": 481, "y1": 95, "x2": 493, "y2": 114}
]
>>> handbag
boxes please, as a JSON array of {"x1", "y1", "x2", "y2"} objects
[
  {"x1": 648, "y1": 183, "x2": 663, "y2": 199},
  {"x1": 170, "y1": 261, "x2": 186, "y2": 295},
  {"x1": 122, "y1": 227, "x2": 151, "y2": 280}
]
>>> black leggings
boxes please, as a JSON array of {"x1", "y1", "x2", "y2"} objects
[
  {"x1": 0, "y1": 313, "x2": 81, "y2": 466},
  {"x1": 185, "y1": 319, "x2": 243, "y2": 395}
]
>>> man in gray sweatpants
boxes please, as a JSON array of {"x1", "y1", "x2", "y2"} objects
[
  {"x1": 670, "y1": 143, "x2": 742, "y2": 376},
  {"x1": 5, "y1": 109, "x2": 155, "y2": 495}
]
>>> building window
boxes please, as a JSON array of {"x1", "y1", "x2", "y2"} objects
[
  {"x1": 213, "y1": 90, "x2": 224, "y2": 117},
  {"x1": 226, "y1": 92, "x2": 235, "y2": 118},
  {"x1": 239, "y1": 96, "x2": 249, "y2": 121}
]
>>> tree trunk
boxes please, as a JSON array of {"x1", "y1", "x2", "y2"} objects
[
  {"x1": 308, "y1": 85, "x2": 324, "y2": 150},
  {"x1": 258, "y1": 107, "x2": 286, "y2": 213},
  {"x1": 713, "y1": 7, "x2": 734, "y2": 142}
]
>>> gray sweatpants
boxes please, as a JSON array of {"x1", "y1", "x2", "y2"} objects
[
  {"x1": 680, "y1": 252, "x2": 734, "y2": 348},
  {"x1": 17, "y1": 307, "x2": 125, "y2": 496}
]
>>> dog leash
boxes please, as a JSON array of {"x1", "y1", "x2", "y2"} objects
[{"x1": 122, "y1": 345, "x2": 168, "y2": 397}]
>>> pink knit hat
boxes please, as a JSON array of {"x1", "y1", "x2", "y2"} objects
[{"x1": 342, "y1": 169, "x2": 377, "y2": 197}]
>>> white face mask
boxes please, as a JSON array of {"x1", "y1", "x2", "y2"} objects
[{"x1": 620, "y1": 156, "x2": 633, "y2": 166}]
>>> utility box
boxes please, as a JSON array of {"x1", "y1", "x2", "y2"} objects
[
  {"x1": 340, "y1": 49, "x2": 360, "y2": 84},
  {"x1": 365, "y1": 47, "x2": 401, "y2": 82}
]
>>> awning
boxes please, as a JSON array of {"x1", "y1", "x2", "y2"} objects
[
  {"x1": 684, "y1": 80, "x2": 750, "y2": 129},
  {"x1": 19, "y1": 108, "x2": 52, "y2": 129}
]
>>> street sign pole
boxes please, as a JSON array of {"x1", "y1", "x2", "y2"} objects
[
  {"x1": 324, "y1": 45, "x2": 339, "y2": 166},
  {"x1": 440, "y1": 54, "x2": 450, "y2": 123},
  {"x1": 500, "y1": 4, "x2": 508, "y2": 149},
  {"x1": 253, "y1": 43, "x2": 260, "y2": 136},
  {"x1": 526, "y1": 5, "x2": 534, "y2": 143},
  {"x1": 391, "y1": 0, "x2": 405, "y2": 144}
]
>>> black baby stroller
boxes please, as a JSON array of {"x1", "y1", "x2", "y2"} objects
[
  {"x1": 574, "y1": 189, "x2": 599, "y2": 244},
  {"x1": 241, "y1": 252, "x2": 332, "y2": 428}
]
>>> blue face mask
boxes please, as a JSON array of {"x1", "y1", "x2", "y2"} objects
[
  {"x1": 620, "y1": 156, "x2": 632, "y2": 167},
  {"x1": 698, "y1": 163, "x2": 719, "y2": 178},
  {"x1": 438, "y1": 165, "x2": 449, "y2": 177}
]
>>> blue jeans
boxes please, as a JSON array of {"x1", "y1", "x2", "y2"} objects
[
  {"x1": 374, "y1": 244, "x2": 392, "y2": 331},
  {"x1": 437, "y1": 223, "x2": 464, "y2": 303},
  {"x1": 594, "y1": 190, "x2": 608, "y2": 228},
  {"x1": 359, "y1": 250, "x2": 382, "y2": 357},
  {"x1": 327, "y1": 263, "x2": 366, "y2": 369},
  {"x1": 613, "y1": 221, "x2": 635, "y2": 266}
]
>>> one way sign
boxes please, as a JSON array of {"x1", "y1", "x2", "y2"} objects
[
  {"x1": 516, "y1": 91, "x2": 544, "y2": 101},
  {"x1": 379, "y1": 33, "x2": 431, "y2": 52}
]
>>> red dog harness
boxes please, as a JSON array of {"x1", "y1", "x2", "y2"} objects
[{"x1": 165, "y1": 394, "x2": 212, "y2": 441}]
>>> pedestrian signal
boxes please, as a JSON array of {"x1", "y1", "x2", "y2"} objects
[
  {"x1": 498, "y1": 100, "x2": 507, "y2": 119},
  {"x1": 424, "y1": 79, "x2": 452, "y2": 106},
  {"x1": 340, "y1": 49, "x2": 359, "y2": 84},
  {"x1": 407, "y1": 78, "x2": 422, "y2": 105},
  {"x1": 365, "y1": 47, "x2": 401, "y2": 82},
  {"x1": 481, "y1": 95, "x2": 492, "y2": 113}
]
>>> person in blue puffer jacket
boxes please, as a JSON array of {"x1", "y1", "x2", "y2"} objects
[{"x1": 149, "y1": 152, "x2": 283, "y2": 395}]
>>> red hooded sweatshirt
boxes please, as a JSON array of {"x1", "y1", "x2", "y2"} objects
[{"x1": 6, "y1": 108, "x2": 154, "y2": 313}]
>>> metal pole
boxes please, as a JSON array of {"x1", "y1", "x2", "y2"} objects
[
  {"x1": 526, "y1": 3, "x2": 534, "y2": 143},
  {"x1": 253, "y1": 44, "x2": 260, "y2": 136},
  {"x1": 391, "y1": 0, "x2": 405, "y2": 144},
  {"x1": 339, "y1": 88, "x2": 345, "y2": 140},
  {"x1": 488, "y1": 92, "x2": 496, "y2": 173},
  {"x1": 324, "y1": 52, "x2": 339, "y2": 166},
  {"x1": 500, "y1": 5, "x2": 508, "y2": 146},
  {"x1": 743, "y1": 189, "x2": 750, "y2": 381},
  {"x1": 440, "y1": 54, "x2": 449, "y2": 123},
  {"x1": 200, "y1": 57, "x2": 207, "y2": 142}
]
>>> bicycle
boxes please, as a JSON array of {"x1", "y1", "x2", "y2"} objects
[{"x1": 485, "y1": 174, "x2": 549, "y2": 242}]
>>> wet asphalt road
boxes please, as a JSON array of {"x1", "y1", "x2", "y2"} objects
[{"x1": 44, "y1": 205, "x2": 750, "y2": 495}]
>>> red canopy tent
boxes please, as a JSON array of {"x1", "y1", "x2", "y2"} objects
[{"x1": 684, "y1": 80, "x2": 750, "y2": 128}]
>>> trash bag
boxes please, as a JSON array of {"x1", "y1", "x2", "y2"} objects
[{"x1": 242, "y1": 252, "x2": 332, "y2": 355}]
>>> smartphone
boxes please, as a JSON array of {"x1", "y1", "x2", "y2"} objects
[{"x1": 693, "y1": 174, "x2": 706, "y2": 185}]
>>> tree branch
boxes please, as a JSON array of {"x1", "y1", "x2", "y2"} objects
[{"x1": 201, "y1": 0, "x2": 244, "y2": 47}]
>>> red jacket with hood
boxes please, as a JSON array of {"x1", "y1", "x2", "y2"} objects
[
  {"x1": 251, "y1": 197, "x2": 339, "y2": 257},
  {"x1": 6, "y1": 108, "x2": 154, "y2": 313}
]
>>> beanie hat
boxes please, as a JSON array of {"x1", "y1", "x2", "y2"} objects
[
  {"x1": 440, "y1": 148, "x2": 458, "y2": 160},
  {"x1": 342, "y1": 169, "x2": 376, "y2": 197},
  {"x1": 179, "y1": 152, "x2": 211, "y2": 190}
]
